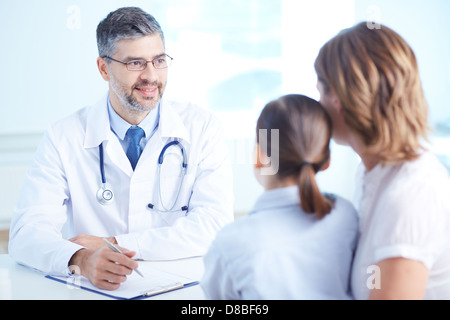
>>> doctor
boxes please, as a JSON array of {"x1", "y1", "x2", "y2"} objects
[{"x1": 9, "y1": 7, "x2": 233, "y2": 290}]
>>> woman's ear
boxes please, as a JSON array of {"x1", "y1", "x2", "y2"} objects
[
  {"x1": 254, "y1": 143, "x2": 269, "y2": 169},
  {"x1": 332, "y1": 92, "x2": 343, "y2": 115},
  {"x1": 254, "y1": 143, "x2": 263, "y2": 169},
  {"x1": 320, "y1": 155, "x2": 331, "y2": 172},
  {"x1": 324, "y1": 88, "x2": 343, "y2": 115},
  {"x1": 318, "y1": 79, "x2": 343, "y2": 114}
]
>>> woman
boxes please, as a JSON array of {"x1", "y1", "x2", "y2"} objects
[
  {"x1": 315, "y1": 22, "x2": 450, "y2": 299},
  {"x1": 201, "y1": 94, "x2": 358, "y2": 299}
]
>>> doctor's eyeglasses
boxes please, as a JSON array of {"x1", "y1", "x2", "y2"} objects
[{"x1": 103, "y1": 54, "x2": 173, "y2": 71}]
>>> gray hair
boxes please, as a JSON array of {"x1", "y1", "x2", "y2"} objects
[{"x1": 96, "y1": 7, "x2": 165, "y2": 58}]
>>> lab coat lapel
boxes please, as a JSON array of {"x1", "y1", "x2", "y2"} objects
[
  {"x1": 159, "y1": 99, "x2": 191, "y2": 144},
  {"x1": 138, "y1": 99, "x2": 190, "y2": 167},
  {"x1": 83, "y1": 94, "x2": 133, "y2": 177},
  {"x1": 84, "y1": 94, "x2": 109, "y2": 149},
  {"x1": 105, "y1": 131, "x2": 133, "y2": 177},
  {"x1": 138, "y1": 127, "x2": 163, "y2": 168}
]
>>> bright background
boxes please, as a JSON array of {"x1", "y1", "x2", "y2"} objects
[{"x1": 0, "y1": 0, "x2": 449, "y2": 229}]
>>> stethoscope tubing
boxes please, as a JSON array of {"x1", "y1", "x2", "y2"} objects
[{"x1": 99, "y1": 143, "x2": 106, "y2": 184}]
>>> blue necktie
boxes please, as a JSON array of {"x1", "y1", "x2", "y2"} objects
[{"x1": 126, "y1": 126, "x2": 145, "y2": 170}]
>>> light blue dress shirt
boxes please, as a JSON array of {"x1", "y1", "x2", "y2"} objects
[
  {"x1": 107, "y1": 95, "x2": 160, "y2": 154},
  {"x1": 201, "y1": 186, "x2": 359, "y2": 300}
]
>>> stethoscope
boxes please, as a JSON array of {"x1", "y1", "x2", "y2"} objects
[{"x1": 96, "y1": 140, "x2": 189, "y2": 213}]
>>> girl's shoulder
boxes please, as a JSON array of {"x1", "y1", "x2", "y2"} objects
[
  {"x1": 323, "y1": 193, "x2": 360, "y2": 230},
  {"x1": 325, "y1": 193, "x2": 358, "y2": 217}
]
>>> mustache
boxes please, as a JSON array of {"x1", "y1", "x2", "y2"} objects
[{"x1": 132, "y1": 80, "x2": 161, "y2": 89}]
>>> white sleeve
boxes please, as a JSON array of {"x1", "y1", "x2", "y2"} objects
[
  {"x1": 373, "y1": 179, "x2": 450, "y2": 269},
  {"x1": 116, "y1": 115, "x2": 234, "y2": 260},
  {"x1": 8, "y1": 126, "x2": 84, "y2": 275}
]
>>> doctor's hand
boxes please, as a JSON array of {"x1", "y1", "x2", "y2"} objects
[
  {"x1": 68, "y1": 247, "x2": 138, "y2": 290},
  {"x1": 69, "y1": 234, "x2": 118, "y2": 251}
]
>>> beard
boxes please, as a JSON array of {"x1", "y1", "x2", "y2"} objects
[{"x1": 110, "y1": 76, "x2": 165, "y2": 113}]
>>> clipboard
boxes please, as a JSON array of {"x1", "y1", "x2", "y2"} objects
[{"x1": 46, "y1": 263, "x2": 199, "y2": 300}]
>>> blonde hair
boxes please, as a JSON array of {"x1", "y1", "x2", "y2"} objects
[
  {"x1": 257, "y1": 94, "x2": 333, "y2": 219},
  {"x1": 314, "y1": 22, "x2": 429, "y2": 164}
]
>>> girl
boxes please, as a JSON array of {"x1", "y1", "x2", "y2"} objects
[
  {"x1": 315, "y1": 22, "x2": 450, "y2": 299},
  {"x1": 201, "y1": 94, "x2": 359, "y2": 299}
]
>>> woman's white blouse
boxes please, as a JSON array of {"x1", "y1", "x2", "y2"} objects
[
  {"x1": 201, "y1": 186, "x2": 359, "y2": 300},
  {"x1": 351, "y1": 151, "x2": 450, "y2": 300}
]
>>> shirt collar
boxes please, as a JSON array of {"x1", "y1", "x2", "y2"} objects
[
  {"x1": 249, "y1": 186, "x2": 300, "y2": 215},
  {"x1": 107, "y1": 94, "x2": 160, "y2": 141}
]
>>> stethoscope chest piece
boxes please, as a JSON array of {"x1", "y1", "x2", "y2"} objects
[{"x1": 97, "y1": 184, "x2": 114, "y2": 205}]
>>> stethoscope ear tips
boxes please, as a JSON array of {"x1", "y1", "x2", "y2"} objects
[{"x1": 147, "y1": 203, "x2": 188, "y2": 212}]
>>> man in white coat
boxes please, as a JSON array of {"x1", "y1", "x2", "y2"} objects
[{"x1": 8, "y1": 7, "x2": 233, "y2": 290}]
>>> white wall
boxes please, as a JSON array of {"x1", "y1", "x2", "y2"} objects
[{"x1": 0, "y1": 132, "x2": 43, "y2": 228}]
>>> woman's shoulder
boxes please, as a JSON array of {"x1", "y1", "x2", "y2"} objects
[
  {"x1": 395, "y1": 151, "x2": 449, "y2": 184},
  {"x1": 326, "y1": 194, "x2": 358, "y2": 218},
  {"x1": 384, "y1": 151, "x2": 450, "y2": 205},
  {"x1": 320, "y1": 194, "x2": 360, "y2": 233}
]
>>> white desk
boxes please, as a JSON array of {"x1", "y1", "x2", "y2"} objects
[{"x1": 0, "y1": 254, "x2": 205, "y2": 300}]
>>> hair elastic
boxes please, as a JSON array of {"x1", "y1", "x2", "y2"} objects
[{"x1": 298, "y1": 161, "x2": 315, "y2": 171}]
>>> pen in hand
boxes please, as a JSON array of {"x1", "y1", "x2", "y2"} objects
[{"x1": 103, "y1": 238, "x2": 144, "y2": 278}]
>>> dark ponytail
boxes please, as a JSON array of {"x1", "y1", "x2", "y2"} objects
[
  {"x1": 257, "y1": 94, "x2": 333, "y2": 219},
  {"x1": 298, "y1": 162, "x2": 332, "y2": 219}
]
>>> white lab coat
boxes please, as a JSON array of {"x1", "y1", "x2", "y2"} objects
[{"x1": 9, "y1": 94, "x2": 234, "y2": 275}]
